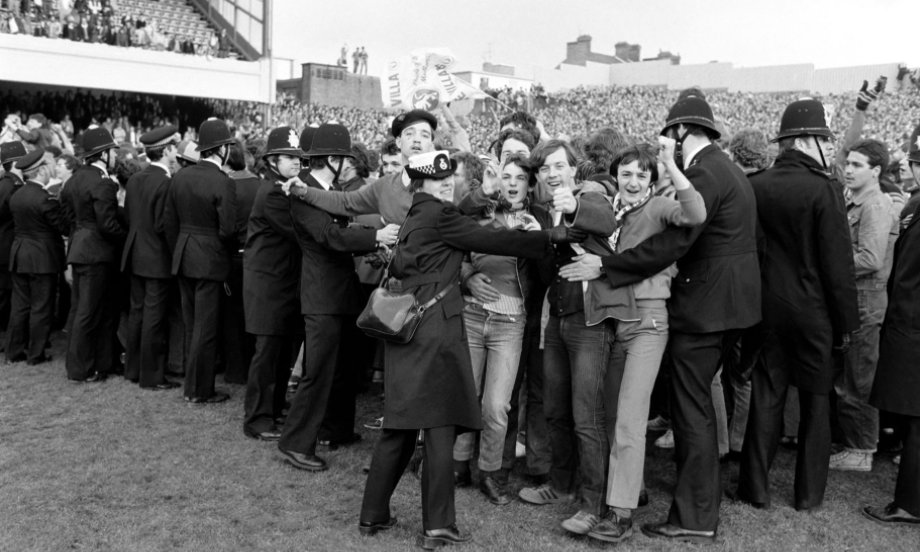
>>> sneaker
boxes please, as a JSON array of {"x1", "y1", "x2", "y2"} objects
[
  {"x1": 518, "y1": 483, "x2": 574, "y2": 505},
  {"x1": 647, "y1": 415, "x2": 671, "y2": 432},
  {"x1": 829, "y1": 449, "x2": 872, "y2": 472},
  {"x1": 588, "y1": 511, "x2": 634, "y2": 543},
  {"x1": 363, "y1": 416, "x2": 384, "y2": 430},
  {"x1": 655, "y1": 429, "x2": 674, "y2": 449},
  {"x1": 561, "y1": 510, "x2": 601, "y2": 535}
]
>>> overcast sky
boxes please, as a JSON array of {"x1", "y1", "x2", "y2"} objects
[{"x1": 271, "y1": 0, "x2": 917, "y2": 81}]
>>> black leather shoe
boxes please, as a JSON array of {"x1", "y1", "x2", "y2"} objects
[
  {"x1": 417, "y1": 524, "x2": 471, "y2": 549},
  {"x1": 318, "y1": 432, "x2": 362, "y2": 450},
  {"x1": 862, "y1": 503, "x2": 920, "y2": 526},
  {"x1": 245, "y1": 429, "x2": 282, "y2": 442},
  {"x1": 6, "y1": 353, "x2": 27, "y2": 363},
  {"x1": 641, "y1": 522, "x2": 715, "y2": 544},
  {"x1": 725, "y1": 489, "x2": 768, "y2": 509},
  {"x1": 358, "y1": 516, "x2": 397, "y2": 536},
  {"x1": 71, "y1": 371, "x2": 107, "y2": 383},
  {"x1": 185, "y1": 392, "x2": 230, "y2": 404},
  {"x1": 454, "y1": 470, "x2": 472, "y2": 488},
  {"x1": 479, "y1": 475, "x2": 512, "y2": 505},
  {"x1": 278, "y1": 447, "x2": 328, "y2": 472},
  {"x1": 141, "y1": 381, "x2": 181, "y2": 390}
]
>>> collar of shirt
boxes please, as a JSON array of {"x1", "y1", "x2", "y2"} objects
[
  {"x1": 150, "y1": 161, "x2": 170, "y2": 177},
  {"x1": 846, "y1": 184, "x2": 882, "y2": 207},
  {"x1": 312, "y1": 171, "x2": 334, "y2": 191},
  {"x1": 683, "y1": 143, "x2": 707, "y2": 170},
  {"x1": 90, "y1": 161, "x2": 110, "y2": 180},
  {"x1": 200, "y1": 157, "x2": 223, "y2": 170},
  {"x1": 401, "y1": 169, "x2": 411, "y2": 188}
]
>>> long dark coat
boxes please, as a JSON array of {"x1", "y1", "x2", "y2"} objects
[
  {"x1": 242, "y1": 173, "x2": 301, "y2": 335},
  {"x1": 383, "y1": 193, "x2": 553, "y2": 432},
  {"x1": 290, "y1": 174, "x2": 377, "y2": 315},
  {"x1": 120, "y1": 163, "x2": 171, "y2": 278},
  {"x1": 0, "y1": 172, "x2": 24, "y2": 271},
  {"x1": 65, "y1": 164, "x2": 125, "y2": 265},
  {"x1": 601, "y1": 143, "x2": 761, "y2": 333},
  {"x1": 162, "y1": 161, "x2": 237, "y2": 281},
  {"x1": 871, "y1": 206, "x2": 920, "y2": 416},
  {"x1": 749, "y1": 151, "x2": 859, "y2": 392},
  {"x1": 9, "y1": 181, "x2": 68, "y2": 274}
]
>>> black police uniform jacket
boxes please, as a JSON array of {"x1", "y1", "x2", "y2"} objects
[
  {"x1": 601, "y1": 143, "x2": 761, "y2": 333},
  {"x1": 242, "y1": 172, "x2": 301, "y2": 335},
  {"x1": 382, "y1": 192, "x2": 554, "y2": 432},
  {"x1": 64, "y1": 164, "x2": 125, "y2": 265},
  {"x1": 749, "y1": 150, "x2": 859, "y2": 392},
  {"x1": 163, "y1": 160, "x2": 237, "y2": 281},
  {"x1": 290, "y1": 173, "x2": 377, "y2": 315},
  {"x1": 0, "y1": 172, "x2": 24, "y2": 271},
  {"x1": 9, "y1": 181, "x2": 68, "y2": 274},
  {"x1": 871, "y1": 203, "x2": 920, "y2": 416},
  {"x1": 121, "y1": 163, "x2": 171, "y2": 278}
]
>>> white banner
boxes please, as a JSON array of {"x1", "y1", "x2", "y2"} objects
[{"x1": 386, "y1": 48, "x2": 486, "y2": 110}]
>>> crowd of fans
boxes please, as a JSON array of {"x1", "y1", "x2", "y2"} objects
[{"x1": 0, "y1": 0, "x2": 228, "y2": 57}]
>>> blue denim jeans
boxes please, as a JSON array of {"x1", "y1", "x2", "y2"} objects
[
  {"x1": 543, "y1": 310, "x2": 615, "y2": 515},
  {"x1": 604, "y1": 304, "x2": 668, "y2": 509},
  {"x1": 454, "y1": 303, "x2": 526, "y2": 471},
  {"x1": 836, "y1": 287, "x2": 886, "y2": 451}
]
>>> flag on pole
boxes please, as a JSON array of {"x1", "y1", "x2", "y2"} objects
[{"x1": 386, "y1": 48, "x2": 487, "y2": 110}]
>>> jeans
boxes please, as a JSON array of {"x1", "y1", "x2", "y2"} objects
[
  {"x1": 836, "y1": 288, "x2": 886, "y2": 451},
  {"x1": 544, "y1": 310, "x2": 615, "y2": 515},
  {"x1": 454, "y1": 303, "x2": 526, "y2": 472},
  {"x1": 604, "y1": 304, "x2": 668, "y2": 509}
]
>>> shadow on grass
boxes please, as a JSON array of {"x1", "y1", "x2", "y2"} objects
[{"x1": 0, "y1": 332, "x2": 915, "y2": 551}]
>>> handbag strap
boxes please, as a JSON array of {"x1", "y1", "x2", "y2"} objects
[{"x1": 417, "y1": 280, "x2": 457, "y2": 313}]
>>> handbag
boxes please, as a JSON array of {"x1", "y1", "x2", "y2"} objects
[{"x1": 355, "y1": 280, "x2": 454, "y2": 344}]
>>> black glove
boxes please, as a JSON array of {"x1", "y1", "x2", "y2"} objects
[
  {"x1": 855, "y1": 77, "x2": 887, "y2": 111},
  {"x1": 548, "y1": 225, "x2": 588, "y2": 244}
]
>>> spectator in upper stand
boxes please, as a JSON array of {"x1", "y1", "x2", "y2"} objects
[
  {"x1": 218, "y1": 28, "x2": 230, "y2": 58},
  {"x1": 352, "y1": 47, "x2": 360, "y2": 73}
]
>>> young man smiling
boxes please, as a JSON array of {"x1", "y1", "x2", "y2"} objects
[{"x1": 832, "y1": 139, "x2": 900, "y2": 472}]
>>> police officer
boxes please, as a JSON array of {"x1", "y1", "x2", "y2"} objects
[
  {"x1": 65, "y1": 127, "x2": 126, "y2": 382},
  {"x1": 242, "y1": 126, "x2": 303, "y2": 441},
  {"x1": 730, "y1": 98, "x2": 860, "y2": 511},
  {"x1": 163, "y1": 119, "x2": 238, "y2": 403},
  {"x1": 5, "y1": 148, "x2": 69, "y2": 364},
  {"x1": 0, "y1": 141, "x2": 27, "y2": 343},
  {"x1": 121, "y1": 125, "x2": 181, "y2": 390}
]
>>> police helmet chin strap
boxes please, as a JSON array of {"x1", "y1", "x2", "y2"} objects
[
  {"x1": 325, "y1": 156, "x2": 344, "y2": 185},
  {"x1": 814, "y1": 136, "x2": 829, "y2": 172},
  {"x1": 673, "y1": 126, "x2": 690, "y2": 171}
]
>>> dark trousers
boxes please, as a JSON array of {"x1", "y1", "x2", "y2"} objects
[
  {"x1": 0, "y1": 269, "x2": 11, "y2": 333},
  {"x1": 738, "y1": 354, "x2": 831, "y2": 510},
  {"x1": 895, "y1": 416, "x2": 920, "y2": 516},
  {"x1": 167, "y1": 281, "x2": 185, "y2": 376},
  {"x1": 221, "y1": 256, "x2": 252, "y2": 384},
  {"x1": 361, "y1": 425, "x2": 456, "y2": 530},
  {"x1": 501, "y1": 320, "x2": 551, "y2": 475},
  {"x1": 279, "y1": 314, "x2": 346, "y2": 454},
  {"x1": 66, "y1": 263, "x2": 117, "y2": 380},
  {"x1": 125, "y1": 275, "x2": 170, "y2": 387},
  {"x1": 6, "y1": 272, "x2": 55, "y2": 362},
  {"x1": 320, "y1": 316, "x2": 361, "y2": 441},
  {"x1": 667, "y1": 329, "x2": 741, "y2": 532},
  {"x1": 179, "y1": 277, "x2": 222, "y2": 399},
  {"x1": 244, "y1": 334, "x2": 293, "y2": 435}
]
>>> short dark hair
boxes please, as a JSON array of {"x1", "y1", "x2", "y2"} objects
[
  {"x1": 452, "y1": 151, "x2": 484, "y2": 186},
  {"x1": 499, "y1": 111, "x2": 540, "y2": 144},
  {"x1": 351, "y1": 143, "x2": 371, "y2": 178},
  {"x1": 58, "y1": 154, "x2": 78, "y2": 172},
  {"x1": 226, "y1": 140, "x2": 247, "y2": 171},
  {"x1": 610, "y1": 143, "x2": 659, "y2": 184},
  {"x1": 530, "y1": 139, "x2": 578, "y2": 170},
  {"x1": 847, "y1": 139, "x2": 889, "y2": 170},
  {"x1": 494, "y1": 128, "x2": 536, "y2": 160},
  {"x1": 502, "y1": 152, "x2": 536, "y2": 187},
  {"x1": 584, "y1": 127, "x2": 629, "y2": 173},
  {"x1": 379, "y1": 137, "x2": 399, "y2": 156}
]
